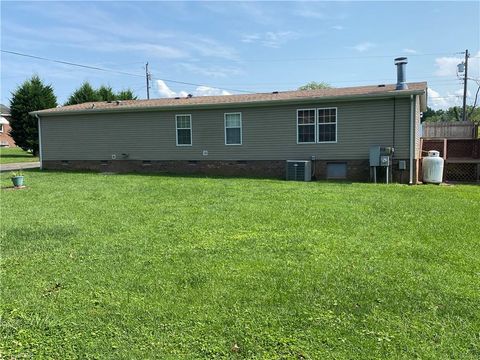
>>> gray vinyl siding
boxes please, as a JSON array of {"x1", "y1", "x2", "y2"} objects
[{"x1": 40, "y1": 97, "x2": 413, "y2": 161}]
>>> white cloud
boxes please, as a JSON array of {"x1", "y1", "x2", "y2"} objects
[
  {"x1": 93, "y1": 43, "x2": 187, "y2": 59},
  {"x1": 403, "y1": 48, "x2": 417, "y2": 54},
  {"x1": 434, "y1": 51, "x2": 480, "y2": 78},
  {"x1": 332, "y1": 25, "x2": 344, "y2": 30},
  {"x1": 241, "y1": 31, "x2": 299, "y2": 48},
  {"x1": 20, "y1": 3, "x2": 173, "y2": 43},
  {"x1": 428, "y1": 87, "x2": 463, "y2": 110},
  {"x1": 241, "y1": 34, "x2": 261, "y2": 44},
  {"x1": 263, "y1": 31, "x2": 298, "y2": 48},
  {"x1": 4, "y1": 20, "x2": 187, "y2": 60},
  {"x1": 351, "y1": 42, "x2": 376, "y2": 52},
  {"x1": 434, "y1": 55, "x2": 463, "y2": 76},
  {"x1": 201, "y1": 2, "x2": 278, "y2": 25},
  {"x1": 195, "y1": 86, "x2": 231, "y2": 96},
  {"x1": 184, "y1": 36, "x2": 239, "y2": 61},
  {"x1": 6, "y1": 5, "x2": 237, "y2": 62},
  {"x1": 156, "y1": 80, "x2": 178, "y2": 98},
  {"x1": 155, "y1": 80, "x2": 231, "y2": 98},
  {"x1": 178, "y1": 63, "x2": 242, "y2": 78},
  {"x1": 294, "y1": 9, "x2": 325, "y2": 19}
]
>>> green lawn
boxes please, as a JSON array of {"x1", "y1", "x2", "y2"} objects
[
  {"x1": 1, "y1": 171, "x2": 479, "y2": 359},
  {"x1": 0, "y1": 147, "x2": 39, "y2": 164}
]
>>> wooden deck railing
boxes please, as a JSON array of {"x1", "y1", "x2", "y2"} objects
[
  {"x1": 421, "y1": 139, "x2": 480, "y2": 160},
  {"x1": 420, "y1": 138, "x2": 480, "y2": 183}
]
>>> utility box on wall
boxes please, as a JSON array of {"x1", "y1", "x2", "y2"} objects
[
  {"x1": 369, "y1": 146, "x2": 382, "y2": 167},
  {"x1": 369, "y1": 146, "x2": 394, "y2": 167},
  {"x1": 380, "y1": 155, "x2": 390, "y2": 167},
  {"x1": 369, "y1": 146, "x2": 394, "y2": 184}
]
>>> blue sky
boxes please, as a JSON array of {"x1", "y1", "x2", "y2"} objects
[{"x1": 1, "y1": 1, "x2": 479, "y2": 109}]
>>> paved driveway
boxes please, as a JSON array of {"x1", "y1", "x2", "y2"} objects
[{"x1": 0, "y1": 162, "x2": 40, "y2": 172}]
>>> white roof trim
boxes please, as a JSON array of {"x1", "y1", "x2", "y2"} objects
[{"x1": 0, "y1": 116, "x2": 9, "y2": 125}]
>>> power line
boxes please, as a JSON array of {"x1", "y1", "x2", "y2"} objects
[
  {"x1": 204, "y1": 52, "x2": 462, "y2": 64},
  {"x1": 1, "y1": 49, "x2": 251, "y2": 94},
  {"x1": 191, "y1": 77, "x2": 461, "y2": 88},
  {"x1": 133, "y1": 85, "x2": 147, "y2": 91},
  {"x1": 1, "y1": 50, "x2": 145, "y2": 78},
  {"x1": 2, "y1": 48, "x2": 474, "y2": 96}
]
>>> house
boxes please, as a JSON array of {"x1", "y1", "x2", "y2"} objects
[
  {"x1": 31, "y1": 58, "x2": 427, "y2": 184},
  {"x1": 0, "y1": 104, "x2": 16, "y2": 147}
]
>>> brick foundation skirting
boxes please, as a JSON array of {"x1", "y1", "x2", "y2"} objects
[{"x1": 42, "y1": 159, "x2": 413, "y2": 183}]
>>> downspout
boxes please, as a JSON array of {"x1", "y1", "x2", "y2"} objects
[
  {"x1": 392, "y1": 97, "x2": 396, "y2": 183},
  {"x1": 35, "y1": 114, "x2": 43, "y2": 170},
  {"x1": 409, "y1": 95, "x2": 414, "y2": 184},
  {"x1": 392, "y1": 98, "x2": 396, "y2": 151}
]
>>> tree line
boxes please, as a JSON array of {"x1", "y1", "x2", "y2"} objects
[
  {"x1": 8, "y1": 76, "x2": 137, "y2": 155},
  {"x1": 422, "y1": 106, "x2": 480, "y2": 124}
]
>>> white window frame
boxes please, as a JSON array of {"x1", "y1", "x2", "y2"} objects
[
  {"x1": 175, "y1": 114, "x2": 192, "y2": 147},
  {"x1": 296, "y1": 108, "x2": 317, "y2": 144},
  {"x1": 0, "y1": 124, "x2": 3, "y2": 133},
  {"x1": 317, "y1": 107, "x2": 338, "y2": 144},
  {"x1": 296, "y1": 107, "x2": 338, "y2": 144},
  {"x1": 224, "y1": 112, "x2": 242, "y2": 146}
]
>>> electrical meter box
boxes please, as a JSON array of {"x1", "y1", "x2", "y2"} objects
[
  {"x1": 380, "y1": 155, "x2": 390, "y2": 167},
  {"x1": 369, "y1": 146, "x2": 381, "y2": 166},
  {"x1": 370, "y1": 146, "x2": 394, "y2": 167}
]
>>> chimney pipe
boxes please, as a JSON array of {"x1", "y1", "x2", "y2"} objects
[{"x1": 394, "y1": 57, "x2": 408, "y2": 90}]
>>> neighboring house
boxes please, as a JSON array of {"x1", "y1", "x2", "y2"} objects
[
  {"x1": 0, "y1": 104, "x2": 16, "y2": 147},
  {"x1": 31, "y1": 59, "x2": 427, "y2": 184}
]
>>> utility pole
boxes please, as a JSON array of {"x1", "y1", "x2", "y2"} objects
[
  {"x1": 462, "y1": 49, "x2": 469, "y2": 121},
  {"x1": 145, "y1": 62, "x2": 151, "y2": 100}
]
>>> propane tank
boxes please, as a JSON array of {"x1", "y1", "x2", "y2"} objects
[{"x1": 422, "y1": 150, "x2": 444, "y2": 184}]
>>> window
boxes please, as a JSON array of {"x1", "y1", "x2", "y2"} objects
[
  {"x1": 318, "y1": 108, "x2": 337, "y2": 143},
  {"x1": 0, "y1": 124, "x2": 3, "y2": 133},
  {"x1": 225, "y1": 112, "x2": 242, "y2": 145},
  {"x1": 297, "y1": 109, "x2": 316, "y2": 143},
  {"x1": 297, "y1": 108, "x2": 337, "y2": 144},
  {"x1": 176, "y1": 114, "x2": 192, "y2": 146}
]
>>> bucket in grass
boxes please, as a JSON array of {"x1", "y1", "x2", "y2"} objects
[{"x1": 10, "y1": 171, "x2": 25, "y2": 187}]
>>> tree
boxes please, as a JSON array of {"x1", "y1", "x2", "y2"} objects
[
  {"x1": 9, "y1": 76, "x2": 57, "y2": 156},
  {"x1": 421, "y1": 107, "x2": 445, "y2": 122},
  {"x1": 298, "y1": 81, "x2": 332, "y2": 91},
  {"x1": 65, "y1": 82, "x2": 100, "y2": 105},
  {"x1": 65, "y1": 83, "x2": 138, "y2": 105},
  {"x1": 97, "y1": 85, "x2": 117, "y2": 102},
  {"x1": 116, "y1": 89, "x2": 137, "y2": 100},
  {"x1": 422, "y1": 106, "x2": 480, "y2": 124}
]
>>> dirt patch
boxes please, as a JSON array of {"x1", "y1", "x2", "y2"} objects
[{"x1": 1, "y1": 185, "x2": 28, "y2": 190}]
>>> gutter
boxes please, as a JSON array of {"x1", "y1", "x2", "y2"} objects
[
  {"x1": 30, "y1": 90, "x2": 426, "y2": 117},
  {"x1": 35, "y1": 114, "x2": 43, "y2": 170},
  {"x1": 409, "y1": 95, "x2": 414, "y2": 184}
]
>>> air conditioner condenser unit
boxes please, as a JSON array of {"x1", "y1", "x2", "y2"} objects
[{"x1": 286, "y1": 160, "x2": 312, "y2": 181}]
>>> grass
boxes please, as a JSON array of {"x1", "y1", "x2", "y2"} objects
[
  {"x1": 1, "y1": 170, "x2": 479, "y2": 359},
  {"x1": 0, "y1": 147, "x2": 39, "y2": 164}
]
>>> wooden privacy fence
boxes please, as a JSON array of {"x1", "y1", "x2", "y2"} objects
[
  {"x1": 421, "y1": 138, "x2": 480, "y2": 183},
  {"x1": 422, "y1": 121, "x2": 477, "y2": 139}
]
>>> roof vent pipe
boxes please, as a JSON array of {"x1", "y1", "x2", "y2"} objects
[{"x1": 394, "y1": 57, "x2": 408, "y2": 90}]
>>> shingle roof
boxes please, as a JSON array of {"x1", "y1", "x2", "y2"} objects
[
  {"x1": 0, "y1": 104, "x2": 10, "y2": 115},
  {"x1": 32, "y1": 82, "x2": 427, "y2": 115}
]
